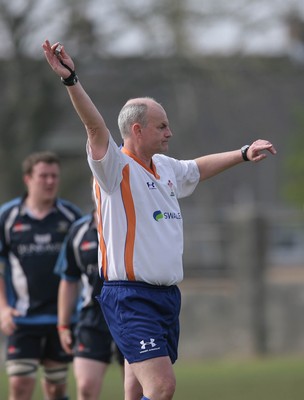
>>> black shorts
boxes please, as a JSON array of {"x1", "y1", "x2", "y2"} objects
[
  {"x1": 73, "y1": 306, "x2": 124, "y2": 365},
  {"x1": 6, "y1": 324, "x2": 72, "y2": 363}
]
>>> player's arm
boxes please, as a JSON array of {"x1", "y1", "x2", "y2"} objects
[
  {"x1": 195, "y1": 139, "x2": 276, "y2": 182},
  {"x1": 55, "y1": 223, "x2": 83, "y2": 354},
  {"x1": 57, "y1": 279, "x2": 79, "y2": 354},
  {"x1": 0, "y1": 262, "x2": 20, "y2": 336},
  {"x1": 42, "y1": 39, "x2": 109, "y2": 161}
]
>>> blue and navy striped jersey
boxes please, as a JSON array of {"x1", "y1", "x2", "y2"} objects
[{"x1": 0, "y1": 197, "x2": 82, "y2": 324}]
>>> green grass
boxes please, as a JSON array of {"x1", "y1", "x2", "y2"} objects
[{"x1": 1, "y1": 356, "x2": 304, "y2": 399}]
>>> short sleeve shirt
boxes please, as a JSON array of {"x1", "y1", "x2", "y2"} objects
[{"x1": 87, "y1": 135, "x2": 200, "y2": 286}]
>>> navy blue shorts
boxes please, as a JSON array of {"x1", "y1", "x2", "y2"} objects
[
  {"x1": 96, "y1": 281, "x2": 181, "y2": 364},
  {"x1": 6, "y1": 324, "x2": 72, "y2": 363},
  {"x1": 73, "y1": 306, "x2": 124, "y2": 365}
]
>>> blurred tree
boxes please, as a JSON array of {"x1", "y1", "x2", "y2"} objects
[
  {"x1": 0, "y1": 0, "x2": 302, "y2": 207},
  {"x1": 58, "y1": 0, "x2": 99, "y2": 59},
  {"x1": 0, "y1": 0, "x2": 99, "y2": 202},
  {"x1": 0, "y1": 0, "x2": 63, "y2": 200},
  {"x1": 285, "y1": 12, "x2": 304, "y2": 64},
  {"x1": 282, "y1": 106, "x2": 304, "y2": 207},
  {"x1": 77, "y1": 0, "x2": 304, "y2": 57}
]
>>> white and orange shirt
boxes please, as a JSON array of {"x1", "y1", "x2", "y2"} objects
[{"x1": 87, "y1": 135, "x2": 200, "y2": 286}]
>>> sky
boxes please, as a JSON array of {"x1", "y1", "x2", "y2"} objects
[
  {"x1": 85, "y1": 0, "x2": 304, "y2": 56},
  {"x1": 1, "y1": 0, "x2": 304, "y2": 59}
]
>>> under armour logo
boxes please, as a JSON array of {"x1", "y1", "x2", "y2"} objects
[
  {"x1": 146, "y1": 182, "x2": 156, "y2": 190},
  {"x1": 140, "y1": 338, "x2": 157, "y2": 350}
]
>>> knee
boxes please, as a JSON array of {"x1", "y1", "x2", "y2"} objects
[
  {"x1": 43, "y1": 364, "x2": 69, "y2": 386},
  {"x1": 160, "y1": 378, "x2": 176, "y2": 400},
  {"x1": 124, "y1": 378, "x2": 143, "y2": 399},
  {"x1": 6, "y1": 359, "x2": 38, "y2": 397},
  {"x1": 149, "y1": 375, "x2": 176, "y2": 400},
  {"x1": 9, "y1": 375, "x2": 35, "y2": 398},
  {"x1": 43, "y1": 364, "x2": 69, "y2": 399},
  {"x1": 77, "y1": 378, "x2": 96, "y2": 398}
]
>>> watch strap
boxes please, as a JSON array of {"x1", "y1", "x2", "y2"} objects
[{"x1": 241, "y1": 145, "x2": 250, "y2": 161}]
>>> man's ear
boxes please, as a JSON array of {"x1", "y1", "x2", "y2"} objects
[
  {"x1": 132, "y1": 123, "x2": 142, "y2": 137},
  {"x1": 23, "y1": 174, "x2": 30, "y2": 186}
]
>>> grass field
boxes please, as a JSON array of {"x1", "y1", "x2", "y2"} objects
[{"x1": 1, "y1": 356, "x2": 304, "y2": 399}]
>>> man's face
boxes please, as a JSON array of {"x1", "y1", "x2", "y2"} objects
[
  {"x1": 141, "y1": 103, "x2": 173, "y2": 154},
  {"x1": 24, "y1": 162, "x2": 60, "y2": 202}
]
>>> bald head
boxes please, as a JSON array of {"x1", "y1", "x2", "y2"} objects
[{"x1": 118, "y1": 97, "x2": 164, "y2": 139}]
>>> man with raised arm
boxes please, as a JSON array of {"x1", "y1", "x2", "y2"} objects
[{"x1": 43, "y1": 40, "x2": 276, "y2": 400}]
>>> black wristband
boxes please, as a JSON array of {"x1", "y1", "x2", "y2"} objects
[
  {"x1": 61, "y1": 71, "x2": 78, "y2": 86},
  {"x1": 241, "y1": 145, "x2": 250, "y2": 161}
]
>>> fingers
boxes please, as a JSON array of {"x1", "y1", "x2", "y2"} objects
[
  {"x1": 12, "y1": 308, "x2": 21, "y2": 317},
  {"x1": 268, "y1": 145, "x2": 277, "y2": 155},
  {"x1": 60, "y1": 341, "x2": 73, "y2": 355},
  {"x1": 42, "y1": 40, "x2": 75, "y2": 78},
  {"x1": 2, "y1": 323, "x2": 16, "y2": 336},
  {"x1": 0, "y1": 314, "x2": 17, "y2": 336},
  {"x1": 58, "y1": 329, "x2": 74, "y2": 354},
  {"x1": 251, "y1": 140, "x2": 277, "y2": 152},
  {"x1": 248, "y1": 139, "x2": 277, "y2": 162},
  {"x1": 42, "y1": 40, "x2": 62, "y2": 60},
  {"x1": 251, "y1": 153, "x2": 267, "y2": 162}
]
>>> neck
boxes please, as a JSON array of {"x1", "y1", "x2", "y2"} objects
[
  {"x1": 24, "y1": 196, "x2": 54, "y2": 219},
  {"x1": 124, "y1": 143, "x2": 153, "y2": 169}
]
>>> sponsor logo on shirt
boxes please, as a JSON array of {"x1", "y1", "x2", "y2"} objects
[
  {"x1": 146, "y1": 181, "x2": 157, "y2": 190},
  {"x1": 12, "y1": 223, "x2": 31, "y2": 233},
  {"x1": 153, "y1": 210, "x2": 163, "y2": 221},
  {"x1": 18, "y1": 233, "x2": 62, "y2": 255},
  {"x1": 167, "y1": 180, "x2": 175, "y2": 196},
  {"x1": 80, "y1": 241, "x2": 98, "y2": 251},
  {"x1": 153, "y1": 210, "x2": 182, "y2": 221},
  {"x1": 34, "y1": 234, "x2": 51, "y2": 244},
  {"x1": 18, "y1": 242, "x2": 63, "y2": 256},
  {"x1": 57, "y1": 221, "x2": 70, "y2": 233}
]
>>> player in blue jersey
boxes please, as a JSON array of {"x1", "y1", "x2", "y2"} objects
[
  {"x1": 55, "y1": 209, "x2": 129, "y2": 400},
  {"x1": 0, "y1": 151, "x2": 82, "y2": 400}
]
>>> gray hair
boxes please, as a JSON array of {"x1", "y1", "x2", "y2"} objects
[{"x1": 118, "y1": 102, "x2": 149, "y2": 139}]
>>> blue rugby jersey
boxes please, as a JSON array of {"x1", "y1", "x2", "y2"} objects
[
  {"x1": 0, "y1": 196, "x2": 82, "y2": 324},
  {"x1": 55, "y1": 213, "x2": 102, "y2": 311}
]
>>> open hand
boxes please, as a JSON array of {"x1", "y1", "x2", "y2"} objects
[{"x1": 42, "y1": 40, "x2": 75, "y2": 79}]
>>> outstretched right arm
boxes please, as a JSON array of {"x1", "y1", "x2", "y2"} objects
[{"x1": 42, "y1": 40, "x2": 109, "y2": 160}]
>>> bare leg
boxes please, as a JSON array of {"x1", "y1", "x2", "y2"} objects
[
  {"x1": 126, "y1": 356, "x2": 175, "y2": 400},
  {"x1": 9, "y1": 375, "x2": 36, "y2": 400},
  {"x1": 124, "y1": 359, "x2": 143, "y2": 400},
  {"x1": 41, "y1": 360, "x2": 69, "y2": 400},
  {"x1": 73, "y1": 357, "x2": 108, "y2": 400}
]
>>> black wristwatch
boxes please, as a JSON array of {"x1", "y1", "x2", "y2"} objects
[
  {"x1": 241, "y1": 145, "x2": 250, "y2": 161},
  {"x1": 61, "y1": 71, "x2": 78, "y2": 86}
]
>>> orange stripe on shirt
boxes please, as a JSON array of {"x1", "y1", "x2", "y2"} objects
[
  {"x1": 121, "y1": 165, "x2": 136, "y2": 281},
  {"x1": 94, "y1": 179, "x2": 108, "y2": 280},
  {"x1": 122, "y1": 147, "x2": 160, "y2": 179}
]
